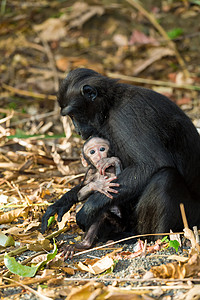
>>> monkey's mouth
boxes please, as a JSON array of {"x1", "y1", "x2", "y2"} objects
[
  {"x1": 79, "y1": 127, "x2": 95, "y2": 140},
  {"x1": 72, "y1": 119, "x2": 95, "y2": 140}
]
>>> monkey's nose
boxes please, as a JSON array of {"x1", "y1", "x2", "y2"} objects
[{"x1": 61, "y1": 106, "x2": 73, "y2": 116}]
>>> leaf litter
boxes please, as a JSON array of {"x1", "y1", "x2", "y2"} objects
[{"x1": 0, "y1": 0, "x2": 200, "y2": 299}]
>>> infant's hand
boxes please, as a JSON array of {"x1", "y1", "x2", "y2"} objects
[
  {"x1": 90, "y1": 176, "x2": 119, "y2": 199},
  {"x1": 96, "y1": 157, "x2": 121, "y2": 175}
]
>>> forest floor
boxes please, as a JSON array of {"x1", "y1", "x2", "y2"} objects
[{"x1": 0, "y1": 0, "x2": 200, "y2": 299}]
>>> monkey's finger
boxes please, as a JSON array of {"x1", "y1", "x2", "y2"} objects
[
  {"x1": 107, "y1": 188, "x2": 119, "y2": 194},
  {"x1": 41, "y1": 216, "x2": 48, "y2": 234},
  {"x1": 106, "y1": 176, "x2": 117, "y2": 181},
  {"x1": 61, "y1": 246, "x2": 75, "y2": 259},
  {"x1": 57, "y1": 206, "x2": 68, "y2": 222},
  {"x1": 65, "y1": 249, "x2": 75, "y2": 259},
  {"x1": 97, "y1": 163, "x2": 110, "y2": 175},
  {"x1": 101, "y1": 191, "x2": 113, "y2": 199},
  {"x1": 108, "y1": 183, "x2": 120, "y2": 187},
  {"x1": 101, "y1": 163, "x2": 114, "y2": 174},
  {"x1": 106, "y1": 181, "x2": 119, "y2": 186}
]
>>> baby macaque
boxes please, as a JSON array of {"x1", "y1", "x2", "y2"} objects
[
  {"x1": 61, "y1": 137, "x2": 123, "y2": 258},
  {"x1": 78, "y1": 136, "x2": 122, "y2": 200}
]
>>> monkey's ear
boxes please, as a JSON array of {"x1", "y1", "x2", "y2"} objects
[
  {"x1": 81, "y1": 85, "x2": 97, "y2": 101},
  {"x1": 80, "y1": 154, "x2": 88, "y2": 167}
]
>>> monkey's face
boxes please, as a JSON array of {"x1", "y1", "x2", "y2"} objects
[
  {"x1": 58, "y1": 68, "x2": 116, "y2": 139},
  {"x1": 84, "y1": 137, "x2": 110, "y2": 167}
]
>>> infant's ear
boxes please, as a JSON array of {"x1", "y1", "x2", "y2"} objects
[{"x1": 80, "y1": 154, "x2": 88, "y2": 167}]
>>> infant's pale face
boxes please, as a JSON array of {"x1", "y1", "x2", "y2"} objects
[{"x1": 84, "y1": 138, "x2": 109, "y2": 167}]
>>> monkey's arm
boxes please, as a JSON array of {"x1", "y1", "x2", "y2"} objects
[
  {"x1": 77, "y1": 184, "x2": 94, "y2": 201},
  {"x1": 41, "y1": 184, "x2": 81, "y2": 233}
]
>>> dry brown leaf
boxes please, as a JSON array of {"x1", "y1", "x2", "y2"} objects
[
  {"x1": 31, "y1": 253, "x2": 49, "y2": 264},
  {"x1": 61, "y1": 267, "x2": 75, "y2": 275},
  {"x1": 150, "y1": 253, "x2": 200, "y2": 279},
  {"x1": 129, "y1": 29, "x2": 158, "y2": 46},
  {"x1": 167, "y1": 255, "x2": 189, "y2": 263},
  {"x1": 47, "y1": 277, "x2": 64, "y2": 287},
  {"x1": 51, "y1": 150, "x2": 70, "y2": 175},
  {"x1": 66, "y1": 281, "x2": 103, "y2": 300},
  {"x1": 56, "y1": 57, "x2": 89, "y2": 72},
  {"x1": 106, "y1": 286, "x2": 150, "y2": 299},
  {"x1": 33, "y1": 18, "x2": 66, "y2": 41},
  {"x1": 57, "y1": 211, "x2": 70, "y2": 230},
  {"x1": 4, "y1": 226, "x2": 24, "y2": 235},
  {"x1": 24, "y1": 221, "x2": 41, "y2": 232},
  {"x1": 184, "y1": 228, "x2": 200, "y2": 251},
  {"x1": 133, "y1": 47, "x2": 174, "y2": 76},
  {"x1": 0, "y1": 207, "x2": 29, "y2": 224},
  {"x1": 27, "y1": 238, "x2": 53, "y2": 251},
  {"x1": 67, "y1": 2, "x2": 104, "y2": 29},
  {"x1": 180, "y1": 285, "x2": 200, "y2": 300},
  {"x1": 78, "y1": 255, "x2": 114, "y2": 275},
  {"x1": 37, "y1": 285, "x2": 71, "y2": 299}
]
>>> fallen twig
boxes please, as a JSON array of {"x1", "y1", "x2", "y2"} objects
[
  {"x1": 2, "y1": 277, "x2": 53, "y2": 300},
  {"x1": 73, "y1": 231, "x2": 186, "y2": 257},
  {"x1": 2, "y1": 83, "x2": 56, "y2": 100},
  {"x1": 107, "y1": 72, "x2": 200, "y2": 91},
  {"x1": 180, "y1": 203, "x2": 200, "y2": 252}
]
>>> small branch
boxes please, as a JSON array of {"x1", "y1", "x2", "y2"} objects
[
  {"x1": 180, "y1": 203, "x2": 189, "y2": 228},
  {"x1": 2, "y1": 83, "x2": 56, "y2": 100},
  {"x1": 2, "y1": 277, "x2": 52, "y2": 300},
  {"x1": 180, "y1": 203, "x2": 200, "y2": 251},
  {"x1": 74, "y1": 231, "x2": 186, "y2": 257},
  {"x1": 107, "y1": 72, "x2": 200, "y2": 91}
]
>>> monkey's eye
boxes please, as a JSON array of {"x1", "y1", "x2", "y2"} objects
[
  {"x1": 100, "y1": 147, "x2": 105, "y2": 152},
  {"x1": 81, "y1": 85, "x2": 97, "y2": 101},
  {"x1": 90, "y1": 150, "x2": 95, "y2": 155}
]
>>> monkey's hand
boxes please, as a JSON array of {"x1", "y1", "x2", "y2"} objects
[
  {"x1": 41, "y1": 184, "x2": 81, "y2": 233},
  {"x1": 90, "y1": 176, "x2": 119, "y2": 199},
  {"x1": 96, "y1": 157, "x2": 122, "y2": 176},
  {"x1": 60, "y1": 240, "x2": 92, "y2": 259}
]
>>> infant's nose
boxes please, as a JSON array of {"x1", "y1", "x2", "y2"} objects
[{"x1": 96, "y1": 151, "x2": 102, "y2": 160}]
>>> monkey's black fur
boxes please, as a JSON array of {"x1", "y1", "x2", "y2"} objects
[{"x1": 41, "y1": 68, "x2": 200, "y2": 239}]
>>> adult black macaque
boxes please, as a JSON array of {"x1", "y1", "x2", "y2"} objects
[{"x1": 42, "y1": 68, "x2": 200, "y2": 242}]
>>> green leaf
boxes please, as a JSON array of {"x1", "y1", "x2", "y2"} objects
[
  {"x1": 4, "y1": 254, "x2": 38, "y2": 277},
  {"x1": 47, "y1": 216, "x2": 55, "y2": 228},
  {"x1": 190, "y1": 0, "x2": 200, "y2": 5},
  {"x1": 5, "y1": 235, "x2": 15, "y2": 247},
  {"x1": 4, "y1": 239, "x2": 57, "y2": 277},
  {"x1": 0, "y1": 233, "x2": 15, "y2": 247},
  {"x1": 167, "y1": 28, "x2": 183, "y2": 39},
  {"x1": 161, "y1": 236, "x2": 169, "y2": 243},
  {"x1": 169, "y1": 240, "x2": 180, "y2": 252},
  {"x1": 7, "y1": 132, "x2": 66, "y2": 139}
]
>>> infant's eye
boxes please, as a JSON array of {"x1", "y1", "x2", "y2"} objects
[
  {"x1": 90, "y1": 150, "x2": 95, "y2": 155},
  {"x1": 100, "y1": 147, "x2": 105, "y2": 152}
]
